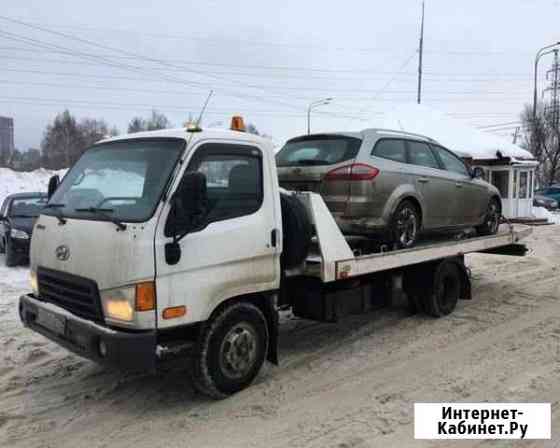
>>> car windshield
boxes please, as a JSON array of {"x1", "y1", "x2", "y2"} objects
[
  {"x1": 44, "y1": 138, "x2": 184, "y2": 222},
  {"x1": 276, "y1": 135, "x2": 361, "y2": 167},
  {"x1": 9, "y1": 196, "x2": 47, "y2": 217}
]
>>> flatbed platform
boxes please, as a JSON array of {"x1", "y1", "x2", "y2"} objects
[{"x1": 290, "y1": 192, "x2": 532, "y2": 282}]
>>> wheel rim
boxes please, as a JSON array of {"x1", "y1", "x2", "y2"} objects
[
  {"x1": 219, "y1": 322, "x2": 258, "y2": 380},
  {"x1": 487, "y1": 202, "x2": 499, "y2": 233},
  {"x1": 396, "y1": 207, "x2": 418, "y2": 247}
]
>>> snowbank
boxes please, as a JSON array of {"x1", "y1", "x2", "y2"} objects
[
  {"x1": 0, "y1": 167, "x2": 66, "y2": 206},
  {"x1": 377, "y1": 104, "x2": 534, "y2": 161},
  {"x1": 532, "y1": 206, "x2": 560, "y2": 224}
]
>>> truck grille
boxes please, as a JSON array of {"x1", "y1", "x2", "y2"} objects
[{"x1": 37, "y1": 267, "x2": 103, "y2": 322}]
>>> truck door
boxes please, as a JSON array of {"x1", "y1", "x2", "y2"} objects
[{"x1": 154, "y1": 140, "x2": 280, "y2": 328}]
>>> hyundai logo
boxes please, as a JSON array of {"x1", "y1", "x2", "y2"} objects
[{"x1": 55, "y1": 245, "x2": 70, "y2": 261}]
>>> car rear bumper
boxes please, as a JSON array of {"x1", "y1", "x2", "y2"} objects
[
  {"x1": 332, "y1": 213, "x2": 388, "y2": 236},
  {"x1": 19, "y1": 294, "x2": 157, "y2": 372}
]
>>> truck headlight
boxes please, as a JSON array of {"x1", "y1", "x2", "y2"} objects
[
  {"x1": 10, "y1": 228, "x2": 29, "y2": 239},
  {"x1": 30, "y1": 270, "x2": 38, "y2": 295},
  {"x1": 100, "y1": 282, "x2": 156, "y2": 322}
]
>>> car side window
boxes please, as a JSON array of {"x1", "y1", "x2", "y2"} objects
[
  {"x1": 371, "y1": 139, "x2": 407, "y2": 163},
  {"x1": 407, "y1": 141, "x2": 440, "y2": 169},
  {"x1": 166, "y1": 143, "x2": 263, "y2": 236},
  {"x1": 432, "y1": 145, "x2": 470, "y2": 176}
]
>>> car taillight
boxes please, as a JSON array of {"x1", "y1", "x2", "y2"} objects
[{"x1": 324, "y1": 163, "x2": 380, "y2": 181}]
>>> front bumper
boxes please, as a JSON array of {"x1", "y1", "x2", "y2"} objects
[{"x1": 19, "y1": 294, "x2": 157, "y2": 372}]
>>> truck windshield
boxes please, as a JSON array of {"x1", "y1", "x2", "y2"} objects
[
  {"x1": 276, "y1": 135, "x2": 362, "y2": 167},
  {"x1": 44, "y1": 138, "x2": 184, "y2": 223}
]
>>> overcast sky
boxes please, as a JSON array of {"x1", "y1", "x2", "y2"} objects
[{"x1": 2, "y1": 0, "x2": 560, "y2": 150}]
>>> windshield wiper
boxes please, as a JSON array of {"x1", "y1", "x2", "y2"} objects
[
  {"x1": 74, "y1": 207, "x2": 127, "y2": 231},
  {"x1": 44, "y1": 203, "x2": 67, "y2": 225}
]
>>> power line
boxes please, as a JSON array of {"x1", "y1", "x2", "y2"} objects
[
  {"x1": 5, "y1": 18, "x2": 536, "y2": 56},
  {"x1": 0, "y1": 95, "x2": 378, "y2": 120},
  {"x1": 0, "y1": 46, "x2": 542, "y2": 79}
]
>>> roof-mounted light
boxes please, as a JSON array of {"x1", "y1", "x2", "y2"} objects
[{"x1": 230, "y1": 116, "x2": 246, "y2": 132}]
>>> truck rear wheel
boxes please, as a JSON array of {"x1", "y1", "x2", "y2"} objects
[
  {"x1": 404, "y1": 258, "x2": 467, "y2": 317},
  {"x1": 191, "y1": 302, "x2": 268, "y2": 399}
]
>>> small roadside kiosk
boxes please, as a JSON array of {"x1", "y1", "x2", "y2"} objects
[{"x1": 380, "y1": 105, "x2": 538, "y2": 220}]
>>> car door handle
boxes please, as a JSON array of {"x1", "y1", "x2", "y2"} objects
[{"x1": 417, "y1": 178, "x2": 429, "y2": 183}]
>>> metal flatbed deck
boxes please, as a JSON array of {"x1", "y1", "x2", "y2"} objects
[{"x1": 292, "y1": 192, "x2": 532, "y2": 283}]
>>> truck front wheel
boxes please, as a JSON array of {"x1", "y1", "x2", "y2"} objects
[{"x1": 191, "y1": 302, "x2": 268, "y2": 399}]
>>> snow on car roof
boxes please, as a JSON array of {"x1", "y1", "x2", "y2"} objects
[{"x1": 375, "y1": 104, "x2": 535, "y2": 161}]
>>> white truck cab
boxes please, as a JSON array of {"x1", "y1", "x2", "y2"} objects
[{"x1": 19, "y1": 118, "x2": 531, "y2": 398}]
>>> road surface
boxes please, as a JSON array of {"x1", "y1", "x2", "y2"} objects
[{"x1": 1, "y1": 225, "x2": 559, "y2": 447}]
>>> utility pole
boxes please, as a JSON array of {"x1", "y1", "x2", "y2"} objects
[
  {"x1": 544, "y1": 49, "x2": 560, "y2": 130},
  {"x1": 512, "y1": 126, "x2": 520, "y2": 144},
  {"x1": 417, "y1": 0, "x2": 425, "y2": 104}
]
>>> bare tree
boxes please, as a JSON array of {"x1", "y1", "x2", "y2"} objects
[
  {"x1": 521, "y1": 103, "x2": 560, "y2": 186},
  {"x1": 128, "y1": 110, "x2": 171, "y2": 133},
  {"x1": 41, "y1": 110, "x2": 82, "y2": 169},
  {"x1": 41, "y1": 111, "x2": 119, "y2": 169}
]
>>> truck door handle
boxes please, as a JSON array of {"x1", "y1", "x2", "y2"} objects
[
  {"x1": 417, "y1": 178, "x2": 429, "y2": 183},
  {"x1": 270, "y1": 229, "x2": 278, "y2": 248}
]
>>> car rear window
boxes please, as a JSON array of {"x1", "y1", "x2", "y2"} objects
[{"x1": 276, "y1": 135, "x2": 362, "y2": 167}]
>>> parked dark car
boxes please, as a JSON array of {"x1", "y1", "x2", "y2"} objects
[
  {"x1": 0, "y1": 192, "x2": 47, "y2": 266},
  {"x1": 535, "y1": 186, "x2": 560, "y2": 206},
  {"x1": 533, "y1": 193, "x2": 559, "y2": 210}
]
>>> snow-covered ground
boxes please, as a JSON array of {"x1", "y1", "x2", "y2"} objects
[
  {"x1": 2, "y1": 226, "x2": 560, "y2": 447},
  {"x1": 533, "y1": 205, "x2": 560, "y2": 224},
  {"x1": 0, "y1": 167, "x2": 66, "y2": 206}
]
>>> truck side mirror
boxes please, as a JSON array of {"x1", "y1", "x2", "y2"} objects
[
  {"x1": 174, "y1": 171, "x2": 208, "y2": 232},
  {"x1": 165, "y1": 172, "x2": 208, "y2": 265},
  {"x1": 471, "y1": 167, "x2": 484, "y2": 179},
  {"x1": 47, "y1": 175, "x2": 60, "y2": 200}
]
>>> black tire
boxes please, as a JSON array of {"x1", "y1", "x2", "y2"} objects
[
  {"x1": 280, "y1": 193, "x2": 312, "y2": 269},
  {"x1": 190, "y1": 302, "x2": 268, "y2": 399},
  {"x1": 424, "y1": 262, "x2": 461, "y2": 317},
  {"x1": 476, "y1": 197, "x2": 501, "y2": 236},
  {"x1": 390, "y1": 200, "x2": 421, "y2": 249},
  {"x1": 5, "y1": 238, "x2": 18, "y2": 267}
]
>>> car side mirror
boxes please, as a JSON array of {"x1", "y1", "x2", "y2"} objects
[
  {"x1": 47, "y1": 175, "x2": 60, "y2": 200},
  {"x1": 471, "y1": 166, "x2": 484, "y2": 179}
]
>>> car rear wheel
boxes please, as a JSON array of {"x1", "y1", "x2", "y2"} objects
[
  {"x1": 390, "y1": 200, "x2": 420, "y2": 249},
  {"x1": 476, "y1": 198, "x2": 500, "y2": 236}
]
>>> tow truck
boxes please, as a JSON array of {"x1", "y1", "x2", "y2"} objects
[{"x1": 19, "y1": 117, "x2": 531, "y2": 399}]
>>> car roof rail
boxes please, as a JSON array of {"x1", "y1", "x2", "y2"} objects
[{"x1": 362, "y1": 127, "x2": 439, "y2": 143}]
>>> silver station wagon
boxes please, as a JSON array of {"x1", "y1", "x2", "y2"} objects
[{"x1": 277, "y1": 129, "x2": 502, "y2": 248}]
